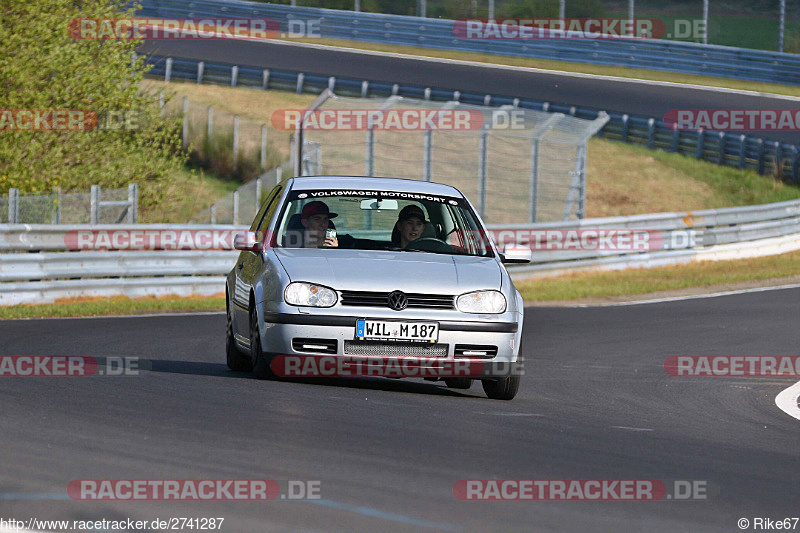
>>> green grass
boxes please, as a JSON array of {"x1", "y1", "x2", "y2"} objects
[
  {"x1": 516, "y1": 249, "x2": 800, "y2": 301},
  {"x1": 0, "y1": 295, "x2": 225, "y2": 320}
]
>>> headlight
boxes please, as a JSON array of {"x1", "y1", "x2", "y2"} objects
[
  {"x1": 284, "y1": 282, "x2": 337, "y2": 307},
  {"x1": 456, "y1": 290, "x2": 506, "y2": 314}
]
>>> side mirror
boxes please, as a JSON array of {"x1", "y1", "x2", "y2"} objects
[
  {"x1": 500, "y1": 244, "x2": 532, "y2": 264},
  {"x1": 234, "y1": 231, "x2": 263, "y2": 252}
]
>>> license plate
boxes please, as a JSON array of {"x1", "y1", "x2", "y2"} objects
[{"x1": 356, "y1": 319, "x2": 439, "y2": 343}]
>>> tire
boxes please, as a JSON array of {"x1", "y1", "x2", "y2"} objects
[
  {"x1": 250, "y1": 307, "x2": 274, "y2": 380},
  {"x1": 444, "y1": 378, "x2": 473, "y2": 389},
  {"x1": 482, "y1": 375, "x2": 520, "y2": 400},
  {"x1": 226, "y1": 301, "x2": 251, "y2": 372}
]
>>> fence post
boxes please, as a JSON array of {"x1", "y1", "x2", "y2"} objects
[
  {"x1": 478, "y1": 129, "x2": 488, "y2": 218},
  {"x1": 165, "y1": 57, "x2": 172, "y2": 82},
  {"x1": 276, "y1": 166, "x2": 282, "y2": 185},
  {"x1": 529, "y1": 137, "x2": 539, "y2": 223},
  {"x1": 8, "y1": 188, "x2": 19, "y2": 224},
  {"x1": 207, "y1": 106, "x2": 213, "y2": 143},
  {"x1": 197, "y1": 61, "x2": 204, "y2": 84},
  {"x1": 256, "y1": 176, "x2": 263, "y2": 209},
  {"x1": 158, "y1": 92, "x2": 164, "y2": 110},
  {"x1": 182, "y1": 97, "x2": 189, "y2": 150},
  {"x1": 423, "y1": 130, "x2": 432, "y2": 182},
  {"x1": 328, "y1": 76, "x2": 336, "y2": 92},
  {"x1": 128, "y1": 183, "x2": 138, "y2": 223},
  {"x1": 233, "y1": 115, "x2": 239, "y2": 171},
  {"x1": 233, "y1": 190, "x2": 240, "y2": 225},
  {"x1": 54, "y1": 187, "x2": 61, "y2": 224},
  {"x1": 261, "y1": 125, "x2": 268, "y2": 171},
  {"x1": 231, "y1": 65, "x2": 238, "y2": 87},
  {"x1": 90, "y1": 185, "x2": 99, "y2": 224},
  {"x1": 366, "y1": 127, "x2": 375, "y2": 176},
  {"x1": 210, "y1": 204, "x2": 217, "y2": 225}
]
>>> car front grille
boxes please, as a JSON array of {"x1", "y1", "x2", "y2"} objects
[
  {"x1": 343, "y1": 341, "x2": 448, "y2": 356},
  {"x1": 339, "y1": 290, "x2": 454, "y2": 310}
]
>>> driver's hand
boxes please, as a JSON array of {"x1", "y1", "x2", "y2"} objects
[{"x1": 322, "y1": 236, "x2": 338, "y2": 248}]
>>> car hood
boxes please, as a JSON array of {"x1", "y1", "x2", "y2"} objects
[{"x1": 274, "y1": 249, "x2": 501, "y2": 294}]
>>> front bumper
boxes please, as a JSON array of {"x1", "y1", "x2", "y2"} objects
[{"x1": 257, "y1": 311, "x2": 523, "y2": 379}]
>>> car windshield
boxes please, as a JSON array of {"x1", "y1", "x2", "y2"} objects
[{"x1": 274, "y1": 188, "x2": 494, "y2": 257}]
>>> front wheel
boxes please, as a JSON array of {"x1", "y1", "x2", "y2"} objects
[
  {"x1": 226, "y1": 302, "x2": 251, "y2": 372},
  {"x1": 250, "y1": 308, "x2": 274, "y2": 380},
  {"x1": 482, "y1": 375, "x2": 520, "y2": 400}
]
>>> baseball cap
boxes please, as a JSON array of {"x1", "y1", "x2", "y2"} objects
[
  {"x1": 397, "y1": 204, "x2": 427, "y2": 222},
  {"x1": 301, "y1": 201, "x2": 338, "y2": 220}
]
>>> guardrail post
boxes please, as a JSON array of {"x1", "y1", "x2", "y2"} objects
[
  {"x1": 718, "y1": 132, "x2": 726, "y2": 164},
  {"x1": 233, "y1": 190, "x2": 240, "y2": 225},
  {"x1": 774, "y1": 141, "x2": 782, "y2": 177},
  {"x1": 484, "y1": 94, "x2": 491, "y2": 106},
  {"x1": 361, "y1": 80, "x2": 369, "y2": 97},
  {"x1": 621, "y1": 114, "x2": 629, "y2": 143},
  {"x1": 8, "y1": 188, "x2": 19, "y2": 224},
  {"x1": 757, "y1": 138, "x2": 766, "y2": 174},
  {"x1": 453, "y1": 90, "x2": 460, "y2": 102},
  {"x1": 478, "y1": 128, "x2": 488, "y2": 218},
  {"x1": 646, "y1": 118, "x2": 655, "y2": 149},
  {"x1": 513, "y1": 98, "x2": 519, "y2": 107},
  {"x1": 671, "y1": 123, "x2": 680, "y2": 152},
  {"x1": 197, "y1": 61, "x2": 204, "y2": 84},
  {"x1": 738, "y1": 134, "x2": 748, "y2": 169},
  {"x1": 233, "y1": 115, "x2": 239, "y2": 171},
  {"x1": 182, "y1": 97, "x2": 189, "y2": 150},
  {"x1": 262, "y1": 69, "x2": 270, "y2": 90},
  {"x1": 392, "y1": 84, "x2": 399, "y2": 96},
  {"x1": 792, "y1": 147, "x2": 799, "y2": 183},
  {"x1": 296, "y1": 73, "x2": 305, "y2": 94},
  {"x1": 542, "y1": 102, "x2": 549, "y2": 112},
  {"x1": 328, "y1": 76, "x2": 336, "y2": 92},
  {"x1": 366, "y1": 127, "x2": 375, "y2": 176},
  {"x1": 696, "y1": 129, "x2": 705, "y2": 159},
  {"x1": 423, "y1": 130, "x2": 432, "y2": 182},
  {"x1": 90, "y1": 185, "x2": 99, "y2": 225},
  {"x1": 165, "y1": 57, "x2": 172, "y2": 82},
  {"x1": 424, "y1": 87, "x2": 431, "y2": 100},
  {"x1": 261, "y1": 125, "x2": 267, "y2": 171},
  {"x1": 231, "y1": 65, "x2": 239, "y2": 87},
  {"x1": 128, "y1": 183, "x2": 138, "y2": 223},
  {"x1": 529, "y1": 136, "x2": 539, "y2": 223}
]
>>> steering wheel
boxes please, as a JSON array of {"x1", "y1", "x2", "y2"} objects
[{"x1": 404, "y1": 237, "x2": 455, "y2": 253}]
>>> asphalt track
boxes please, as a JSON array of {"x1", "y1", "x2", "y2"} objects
[
  {"x1": 1, "y1": 287, "x2": 799, "y2": 532},
  {"x1": 140, "y1": 39, "x2": 800, "y2": 144}
]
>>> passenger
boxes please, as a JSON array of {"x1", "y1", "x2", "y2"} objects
[
  {"x1": 394, "y1": 205, "x2": 427, "y2": 248},
  {"x1": 301, "y1": 201, "x2": 339, "y2": 248}
]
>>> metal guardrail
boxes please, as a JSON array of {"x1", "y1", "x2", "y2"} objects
[
  {"x1": 2, "y1": 199, "x2": 799, "y2": 304},
  {"x1": 143, "y1": 54, "x2": 800, "y2": 182},
  {"x1": 138, "y1": 0, "x2": 800, "y2": 85}
]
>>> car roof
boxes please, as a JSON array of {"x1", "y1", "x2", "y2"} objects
[{"x1": 286, "y1": 175, "x2": 463, "y2": 197}]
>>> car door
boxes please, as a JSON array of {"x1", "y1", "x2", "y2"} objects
[{"x1": 232, "y1": 185, "x2": 283, "y2": 336}]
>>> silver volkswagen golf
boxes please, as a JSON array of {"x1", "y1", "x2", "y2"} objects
[{"x1": 225, "y1": 176, "x2": 531, "y2": 400}]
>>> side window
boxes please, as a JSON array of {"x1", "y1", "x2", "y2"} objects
[
  {"x1": 250, "y1": 186, "x2": 282, "y2": 232},
  {"x1": 256, "y1": 186, "x2": 284, "y2": 235}
]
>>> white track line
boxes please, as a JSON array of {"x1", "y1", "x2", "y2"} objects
[
  {"x1": 775, "y1": 380, "x2": 800, "y2": 421},
  {"x1": 548, "y1": 283, "x2": 800, "y2": 308}
]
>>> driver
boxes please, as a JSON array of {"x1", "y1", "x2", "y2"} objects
[
  {"x1": 394, "y1": 204, "x2": 427, "y2": 248},
  {"x1": 301, "y1": 201, "x2": 339, "y2": 248}
]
